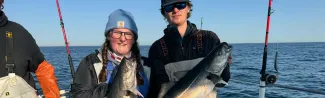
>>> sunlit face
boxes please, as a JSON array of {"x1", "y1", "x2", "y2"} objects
[
  {"x1": 163, "y1": 2, "x2": 190, "y2": 25},
  {"x1": 108, "y1": 28, "x2": 135, "y2": 56}
]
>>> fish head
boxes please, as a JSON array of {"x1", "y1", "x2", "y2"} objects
[
  {"x1": 122, "y1": 58, "x2": 137, "y2": 76},
  {"x1": 120, "y1": 57, "x2": 141, "y2": 97},
  {"x1": 121, "y1": 58, "x2": 137, "y2": 88},
  {"x1": 213, "y1": 42, "x2": 232, "y2": 62},
  {"x1": 220, "y1": 42, "x2": 232, "y2": 57},
  {"x1": 207, "y1": 42, "x2": 233, "y2": 74}
]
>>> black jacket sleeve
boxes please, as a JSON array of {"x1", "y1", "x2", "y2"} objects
[
  {"x1": 147, "y1": 41, "x2": 169, "y2": 98},
  {"x1": 70, "y1": 53, "x2": 108, "y2": 98},
  {"x1": 8, "y1": 21, "x2": 45, "y2": 73},
  {"x1": 209, "y1": 32, "x2": 231, "y2": 82}
]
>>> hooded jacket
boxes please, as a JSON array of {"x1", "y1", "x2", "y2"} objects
[
  {"x1": 0, "y1": 11, "x2": 60, "y2": 98},
  {"x1": 147, "y1": 21, "x2": 231, "y2": 98}
]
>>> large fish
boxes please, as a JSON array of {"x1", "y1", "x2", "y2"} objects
[
  {"x1": 106, "y1": 57, "x2": 143, "y2": 98},
  {"x1": 162, "y1": 42, "x2": 232, "y2": 98}
]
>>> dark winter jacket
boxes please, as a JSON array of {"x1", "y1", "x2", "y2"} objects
[
  {"x1": 0, "y1": 11, "x2": 60, "y2": 97},
  {"x1": 70, "y1": 49, "x2": 149, "y2": 98},
  {"x1": 147, "y1": 21, "x2": 231, "y2": 98}
]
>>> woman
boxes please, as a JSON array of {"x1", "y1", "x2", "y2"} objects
[{"x1": 70, "y1": 9, "x2": 149, "y2": 98}]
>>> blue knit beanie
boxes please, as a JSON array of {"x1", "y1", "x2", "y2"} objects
[{"x1": 105, "y1": 9, "x2": 138, "y2": 39}]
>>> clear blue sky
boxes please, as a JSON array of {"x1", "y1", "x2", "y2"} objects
[{"x1": 3, "y1": 0, "x2": 325, "y2": 46}]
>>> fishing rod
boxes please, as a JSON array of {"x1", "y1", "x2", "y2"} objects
[
  {"x1": 200, "y1": 17, "x2": 203, "y2": 30},
  {"x1": 35, "y1": 1, "x2": 74, "y2": 97},
  {"x1": 259, "y1": 0, "x2": 277, "y2": 98},
  {"x1": 199, "y1": 0, "x2": 324, "y2": 96},
  {"x1": 36, "y1": 1, "x2": 74, "y2": 97},
  {"x1": 55, "y1": 0, "x2": 75, "y2": 79},
  {"x1": 257, "y1": 0, "x2": 325, "y2": 97}
]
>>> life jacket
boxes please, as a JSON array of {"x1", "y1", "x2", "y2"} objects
[{"x1": 0, "y1": 28, "x2": 38, "y2": 98}]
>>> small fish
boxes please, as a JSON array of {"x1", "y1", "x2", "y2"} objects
[{"x1": 106, "y1": 57, "x2": 143, "y2": 98}]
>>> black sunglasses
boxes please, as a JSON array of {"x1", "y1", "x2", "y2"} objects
[{"x1": 163, "y1": 2, "x2": 187, "y2": 13}]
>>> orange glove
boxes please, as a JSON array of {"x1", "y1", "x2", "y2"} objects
[{"x1": 35, "y1": 60, "x2": 60, "y2": 98}]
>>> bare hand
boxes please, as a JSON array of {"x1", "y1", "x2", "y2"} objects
[{"x1": 228, "y1": 56, "x2": 232, "y2": 65}]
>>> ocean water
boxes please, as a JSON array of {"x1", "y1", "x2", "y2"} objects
[{"x1": 35, "y1": 42, "x2": 325, "y2": 98}]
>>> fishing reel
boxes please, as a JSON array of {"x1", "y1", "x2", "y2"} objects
[
  {"x1": 265, "y1": 44, "x2": 279, "y2": 85},
  {"x1": 265, "y1": 74, "x2": 277, "y2": 84}
]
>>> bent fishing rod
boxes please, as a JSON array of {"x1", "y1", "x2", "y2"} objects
[{"x1": 56, "y1": 0, "x2": 75, "y2": 80}]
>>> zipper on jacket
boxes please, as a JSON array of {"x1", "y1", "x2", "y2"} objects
[
  {"x1": 180, "y1": 37, "x2": 186, "y2": 59},
  {"x1": 181, "y1": 46, "x2": 184, "y2": 56},
  {"x1": 180, "y1": 41, "x2": 184, "y2": 58}
]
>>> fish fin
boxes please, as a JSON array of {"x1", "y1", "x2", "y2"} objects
[
  {"x1": 207, "y1": 73, "x2": 228, "y2": 87},
  {"x1": 135, "y1": 89, "x2": 144, "y2": 98},
  {"x1": 215, "y1": 81, "x2": 228, "y2": 87},
  {"x1": 128, "y1": 89, "x2": 144, "y2": 98},
  {"x1": 158, "y1": 82, "x2": 176, "y2": 98}
]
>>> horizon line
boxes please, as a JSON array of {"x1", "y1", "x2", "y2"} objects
[{"x1": 38, "y1": 41, "x2": 325, "y2": 47}]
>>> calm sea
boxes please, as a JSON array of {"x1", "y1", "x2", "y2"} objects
[{"x1": 35, "y1": 42, "x2": 325, "y2": 98}]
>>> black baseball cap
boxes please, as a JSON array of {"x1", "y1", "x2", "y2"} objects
[{"x1": 161, "y1": 0, "x2": 189, "y2": 7}]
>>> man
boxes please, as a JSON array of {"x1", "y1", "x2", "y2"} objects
[
  {"x1": 147, "y1": 0, "x2": 232, "y2": 97},
  {"x1": 0, "y1": 0, "x2": 60, "y2": 98}
]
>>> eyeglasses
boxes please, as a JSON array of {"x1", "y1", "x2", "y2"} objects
[
  {"x1": 110, "y1": 31, "x2": 134, "y2": 40},
  {"x1": 163, "y1": 2, "x2": 187, "y2": 13}
]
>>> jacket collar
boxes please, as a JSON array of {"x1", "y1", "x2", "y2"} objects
[
  {"x1": 163, "y1": 21, "x2": 198, "y2": 37},
  {"x1": 0, "y1": 11, "x2": 8, "y2": 27},
  {"x1": 97, "y1": 47, "x2": 132, "y2": 65},
  {"x1": 163, "y1": 21, "x2": 200, "y2": 44}
]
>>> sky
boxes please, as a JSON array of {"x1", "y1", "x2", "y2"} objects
[{"x1": 3, "y1": 0, "x2": 325, "y2": 46}]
